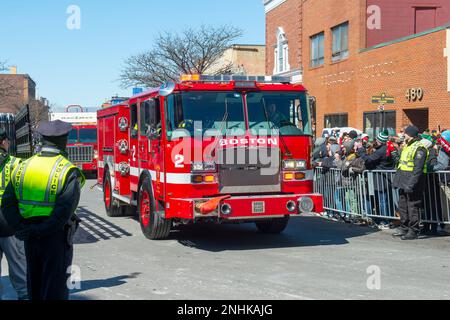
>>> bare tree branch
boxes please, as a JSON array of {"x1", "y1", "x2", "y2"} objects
[
  {"x1": 0, "y1": 60, "x2": 22, "y2": 104},
  {"x1": 119, "y1": 25, "x2": 243, "y2": 88}
]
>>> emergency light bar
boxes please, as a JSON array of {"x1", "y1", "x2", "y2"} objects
[{"x1": 180, "y1": 74, "x2": 292, "y2": 84}]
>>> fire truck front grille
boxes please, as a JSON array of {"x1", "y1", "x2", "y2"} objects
[
  {"x1": 218, "y1": 147, "x2": 281, "y2": 194},
  {"x1": 67, "y1": 146, "x2": 94, "y2": 163}
]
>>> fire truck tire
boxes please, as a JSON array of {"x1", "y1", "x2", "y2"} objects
[
  {"x1": 255, "y1": 216, "x2": 290, "y2": 234},
  {"x1": 138, "y1": 176, "x2": 172, "y2": 240},
  {"x1": 103, "y1": 171, "x2": 122, "y2": 217}
]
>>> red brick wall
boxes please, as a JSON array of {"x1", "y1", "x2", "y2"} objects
[
  {"x1": 266, "y1": 0, "x2": 450, "y2": 134},
  {"x1": 356, "y1": 29, "x2": 450, "y2": 133},
  {"x1": 302, "y1": 0, "x2": 366, "y2": 133},
  {"x1": 305, "y1": 27, "x2": 450, "y2": 134},
  {"x1": 265, "y1": 0, "x2": 303, "y2": 75},
  {"x1": 0, "y1": 74, "x2": 37, "y2": 113},
  {"x1": 367, "y1": 0, "x2": 450, "y2": 48}
]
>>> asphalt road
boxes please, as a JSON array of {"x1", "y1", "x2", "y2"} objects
[{"x1": 2, "y1": 179, "x2": 450, "y2": 300}]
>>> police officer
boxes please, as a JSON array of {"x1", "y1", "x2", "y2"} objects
[
  {"x1": 393, "y1": 125, "x2": 428, "y2": 240},
  {"x1": 1, "y1": 120, "x2": 85, "y2": 300},
  {"x1": 0, "y1": 129, "x2": 28, "y2": 300}
]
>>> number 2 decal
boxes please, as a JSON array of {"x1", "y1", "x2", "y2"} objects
[
  {"x1": 132, "y1": 145, "x2": 136, "y2": 162},
  {"x1": 174, "y1": 154, "x2": 184, "y2": 168}
]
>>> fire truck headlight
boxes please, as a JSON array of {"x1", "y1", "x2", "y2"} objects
[
  {"x1": 221, "y1": 203, "x2": 232, "y2": 215},
  {"x1": 119, "y1": 162, "x2": 130, "y2": 177},
  {"x1": 94, "y1": 150, "x2": 99, "y2": 159},
  {"x1": 298, "y1": 197, "x2": 314, "y2": 213},
  {"x1": 283, "y1": 160, "x2": 307, "y2": 171}
]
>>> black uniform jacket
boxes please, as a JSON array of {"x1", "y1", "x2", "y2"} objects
[
  {"x1": 0, "y1": 149, "x2": 16, "y2": 237},
  {"x1": 0, "y1": 149, "x2": 82, "y2": 240},
  {"x1": 393, "y1": 139, "x2": 428, "y2": 193}
]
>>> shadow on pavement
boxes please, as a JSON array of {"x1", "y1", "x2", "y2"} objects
[
  {"x1": 70, "y1": 272, "x2": 142, "y2": 298},
  {"x1": 170, "y1": 216, "x2": 379, "y2": 252},
  {"x1": 73, "y1": 207, "x2": 133, "y2": 245}
]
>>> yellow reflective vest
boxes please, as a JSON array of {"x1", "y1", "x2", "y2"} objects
[
  {"x1": 13, "y1": 154, "x2": 86, "y2": 219},
  {"x1": 0, "y1": 156, "x2": 20, "y2": 205},
  {"x1": 398, "y1": 141, "x2": 429, "y2": 174}
]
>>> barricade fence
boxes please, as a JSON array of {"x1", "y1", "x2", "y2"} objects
[{"x1": 314, "y1": 168, "x2": 450, "y2": 225}]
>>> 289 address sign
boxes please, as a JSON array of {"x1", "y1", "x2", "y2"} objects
[{"x1": 406, "y1": 88, "x2": 424, "y2": 102}]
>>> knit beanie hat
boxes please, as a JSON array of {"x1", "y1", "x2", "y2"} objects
[
  {"x1": 343, "y1": 140, "x2": 355, "y2": 155},
  {"x1": 440, "y1": 130, "x2": 450, "y2": 155},
  {"x1": 349, "y1": 130, "x2": 358, "y2": 140},
  {"x1": 376, "y1": 130, "x2": 389, "y2": 144},
  {"x1": 404, "y1": 125, "x2": 420, "y2": 138},
  {"x1": 330, "y1": 144, "x2": 341, "y2": 156}
]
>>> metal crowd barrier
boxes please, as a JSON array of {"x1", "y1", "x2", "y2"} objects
[
  {"x1": 314, "y1": 168, "x2": 450, "y2": 225},
  {"x1": 314, "y1": 167, "x2": 366, "y2": 219}
]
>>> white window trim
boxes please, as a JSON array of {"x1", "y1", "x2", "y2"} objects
[
  {"x1": 274, "y1": 27, "x2": 290, "y2": 74},
  {"x1": 263, "y1": 0, "x2": 287, "y2": 13},
  {"x1": 445, "y1": 28, "x2": 450, "y2": 92}
]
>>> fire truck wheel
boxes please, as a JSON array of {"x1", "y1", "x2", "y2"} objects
[
  {"x1": 255, "y1": 217, "x2": 290, "y2": 234},
  {"x1": 138, "y1": 176, "x2": 172, "y2": 240},
  {"x1": 103, "y1": 171, "x2": 122, "y2": 217}
]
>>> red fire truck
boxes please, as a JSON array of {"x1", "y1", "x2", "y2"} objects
[
  {"x1": 51, "y1": 105, "x2": 98, "y2": 177},
  {"x1": 97, "y1": 75, "x2": 323, "y2": 240}
]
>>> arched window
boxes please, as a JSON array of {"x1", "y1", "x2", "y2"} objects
[{"x1": 274, "y1": 27, "x2": 290, "y2": 74}]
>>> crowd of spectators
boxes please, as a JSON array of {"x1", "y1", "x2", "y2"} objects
[
  {"x1": 313, "y1": 127, "x2": 450, "y2": 173},
  {"x1": 313, "y1": 127, "x2": 450, "y2": 233}
]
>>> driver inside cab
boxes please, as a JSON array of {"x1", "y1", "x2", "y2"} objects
[{"x1": 267, "y1": 103, "x2": 289, "y2": 127}]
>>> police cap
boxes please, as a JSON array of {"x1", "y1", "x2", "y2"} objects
[{"x1": 37, "y1": 120, "x2": 73, "y2": 138}]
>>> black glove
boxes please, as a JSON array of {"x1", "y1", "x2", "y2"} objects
[{"x1": 16, "y1": 225, "x2": 38, "y2": 241}]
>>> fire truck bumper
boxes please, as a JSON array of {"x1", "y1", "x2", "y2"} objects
[{"x1": 167, "y1": 194, "x2": 324, "y2": 220}]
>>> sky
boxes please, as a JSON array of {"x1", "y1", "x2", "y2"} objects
[{"x1": 0, "y1": 0, "x2": 266, "y2": 111}]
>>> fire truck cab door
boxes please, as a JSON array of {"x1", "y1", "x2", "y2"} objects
[
  {"x1": 141, "y1": 98, "x2": 164, "y2": 197},
  {"x1": 129, "y1": 103, "x2": 139, "y2": 191}
]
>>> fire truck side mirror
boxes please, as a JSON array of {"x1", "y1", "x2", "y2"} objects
[
  {"x1": 159, "y1": 81, "x2": 176, "y2": 97},
  {"x1": 309, "y1": 96, "x2": 317, "y2": 120}
]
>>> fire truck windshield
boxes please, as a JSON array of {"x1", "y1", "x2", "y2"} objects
[
  {"x1": 166, "y1": 92, "x2": 245, "y2": 139},
  {"x1": 79, "y1": 128, "x2": 97, "y2": 143},
  {"x1": 246, "y1": 92, "x2": 312, "y2": 136},
  {"x1": 68, "y1": 129, "x2": 78, "y2": 144}
]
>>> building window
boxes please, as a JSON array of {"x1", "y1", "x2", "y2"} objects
[
  {"x1": 363, "y1": 111, "x2": 396, "y2": 141},
  {"x1": 414, "y1": 7, "x2": 437, "y2": 34},
  {"x1": 331, "y1": 22, "x2": 349, "y2": 62},
  {"x1": 324, "y1": 113, "x2": 348, "y2": 129},
  {"x1": 274, "y1": 27, "x2": 290, "y2": 74},
  {"x1": 310, "y1": 32, "x2": 324, "y2": 67}
]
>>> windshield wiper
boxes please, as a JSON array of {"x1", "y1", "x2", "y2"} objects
[
  {"x1": 262, "y1": 98, "x2": 292, "y2": 158},
  {"x1": 217, "y1": 98, "x2": 229, "y2": 136}
]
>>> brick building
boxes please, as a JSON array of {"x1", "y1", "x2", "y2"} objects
[
  {"x1": 0, "y1": 70, "x2": 36, "y2": 113},
  {"x1": 0, "y1": 67, "x2": 49, "y2": 125},
  {"x1": 264, "y1": 0, "x2": 450, "y2": 137}
]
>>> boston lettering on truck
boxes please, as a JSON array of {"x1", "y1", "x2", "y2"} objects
[
  {"x1": 50, "y1": 105, "x2": 98, "y2": 177},
  {"x1": 97, "y1": 74, "x2": 324, "y2": 240}
]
